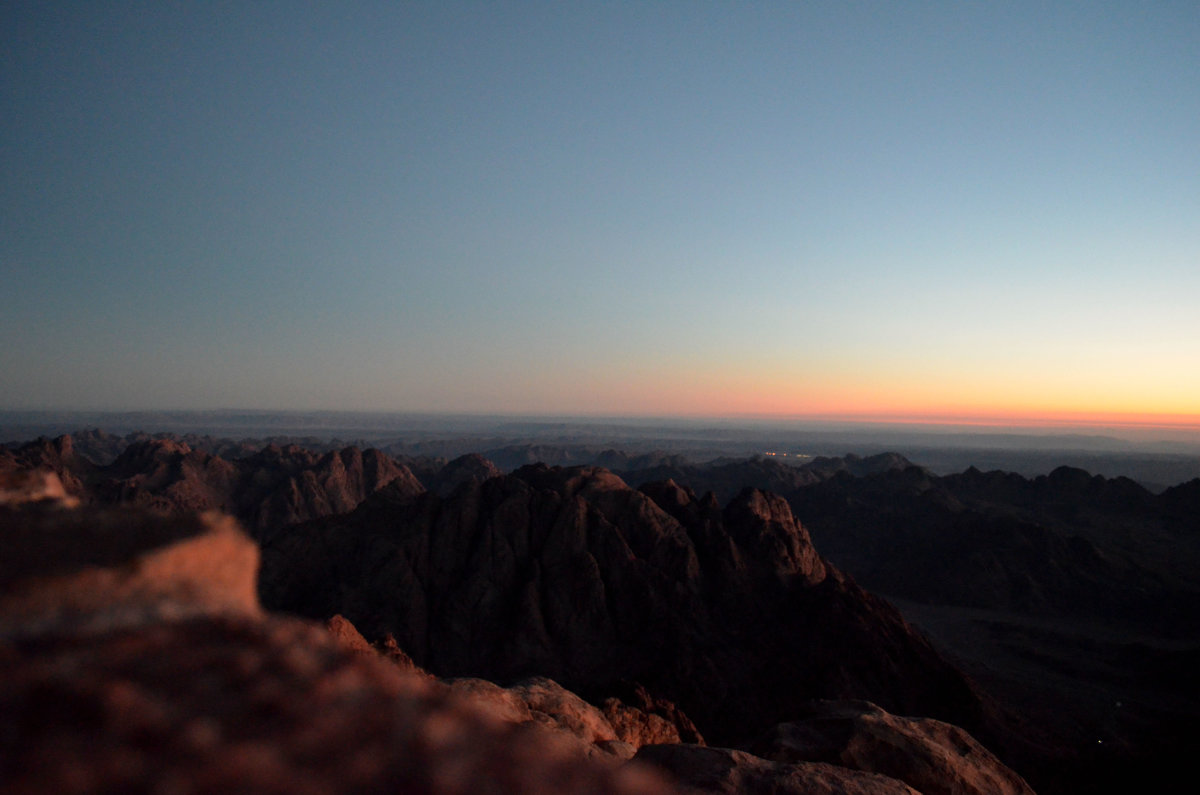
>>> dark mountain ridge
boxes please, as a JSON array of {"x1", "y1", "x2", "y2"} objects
[
  {"x1": 0, "y1": 434, "x2": 424, "y2": 532},
  {"x1": 5, "y1": 430, "x2": 1198, "y2": 792},
  {"x1": 258, "y1": 464, "x2": 994, "y2": 752}
]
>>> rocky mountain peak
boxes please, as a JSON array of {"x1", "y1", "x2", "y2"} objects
[
  {"x1": 723, "y1": 487, "x2": 826, "y2": 586},
  {"x1": 259, "y1": 465, "x2": 988, "y2": 746},
  {"x1": 426, "y1": 452, "x2": 503, "y2": 496}
]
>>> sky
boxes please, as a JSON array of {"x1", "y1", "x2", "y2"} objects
[{"x1": 3, "y1": 1, "x2": 1198, "y2": 430}]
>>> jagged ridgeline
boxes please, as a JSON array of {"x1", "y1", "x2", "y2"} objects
[
  {"x1": 0, "y1": 433, "x2": 992, "y2": 738},
  {"x1": 259, "y1": 464, "x2": 988, "y2": 744},
  {"x1": 4, "y1": 431, "x2": 1199, "y2": 793}
]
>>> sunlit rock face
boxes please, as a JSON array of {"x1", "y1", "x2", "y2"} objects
[
  {"x1": 260, "y1": 464, "x2": 988, "y2": 746},
  {"x1": 0, "y1": 503, "x2": 261, "y2": 639},
  {"x1": 0, "y1": 616, "x2": 683, "y2": 795}
]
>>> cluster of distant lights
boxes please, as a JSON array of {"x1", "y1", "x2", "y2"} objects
[{"x1": 762, "y1": 452, "x2": 812, "y2": 458}]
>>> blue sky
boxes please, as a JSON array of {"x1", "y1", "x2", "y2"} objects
[{"x1": 3, "y1": 2, "x2": 1197, "y2": 424}]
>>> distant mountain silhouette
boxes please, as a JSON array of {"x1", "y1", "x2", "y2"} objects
[
  {"x1": 777, "y1": 465, "x2": 1200, "y2": 634},
  {"x1": 616, "y1": 452, "x2": 917, "y2": 505},
  {"x1": 0, "y1": 435, "x2": 423, "y2": 532}
]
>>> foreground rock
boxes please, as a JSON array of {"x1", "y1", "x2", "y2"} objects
[
  {"x1": 1, "y1": 615, "x2": 680, "y2": 795},
  {"x1": 634, "y1": 745, "x2": 920, "y2": 795},
  {"x1": 753, "y1": 700, "x2": 1034, "y2": 795},
  {"x1": 324, "y1": 615, "x2": 1033, "y2": 795},
  {"x1": 327, "y1": 615, "x2": 699, "y2": 761},
  {"x1": 0, "y1": 496, "x2": 672, "y2": 795},
  {"x1": 0, "y1": 501, "x2": 260, "y2": 638}
]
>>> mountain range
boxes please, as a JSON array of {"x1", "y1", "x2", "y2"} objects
[{"x1": 3, "y1": 431, "x2": 1197, "y2": 792}]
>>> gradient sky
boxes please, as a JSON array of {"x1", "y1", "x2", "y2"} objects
[{"x1": 3, "y1": 2, "x2": 1198, "y2": 427}]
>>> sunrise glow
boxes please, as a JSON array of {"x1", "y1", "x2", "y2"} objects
[{"x1": 3, "y1": 3, "x2": 1196, "y2": 442}]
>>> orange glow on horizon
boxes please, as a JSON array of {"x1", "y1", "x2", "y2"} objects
[
  {"x1": 711, "y1": 409, "x2": 1200, "y2": 432},
  {"x1": 690, "y1": 390, "x2": 1200, "y2": 430},
  {"x1": 508, "y1": 351, "x2": 1200, "y2": 436},
  {"x1": 580, "y1": 368, "x2": 1200, "y2": 433}
]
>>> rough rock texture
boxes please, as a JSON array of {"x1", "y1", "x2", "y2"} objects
[
  {"x1": 753, "y1": 700, "x2": 1034, "y2": 795},
  {"x1": 599, "y1": 681, "x2": 705, "y2": 746},
  {"x1": 325, "y1": 612, "x2": 380, "y2": 656},
  {"x1": 448, "y1": 676, "x2": 642, "y2": 762},
  {"x1": 0, "y1": 616, "x2": 678, "y2": 795},
  {"x1": 325, "y1": 613, "x2": 427, "y2": 674},
  {"x1": 449, "y1": 677, "x2": 536, "y2": 725},
  {"x1": 260, "y1": 464, "x2": 992, "y2": 748},
  {"x1": 512, "y1": 677, "x2": 622, "y2": 747},
  {"x1": 337, "y1": 623, "x2": 1007, "y2": 795},
  {"x1": 602, "y1": 697, "x2": 686, "y2": 749},
  {"x1": 0, "y1": 502, "x2": 260, "y2": 639},
  {"x1": 440, "y1": 675, "x2": 696, "y2": 760},
  {"x1": 0, "y1": 497, "x2": 674, "y2": 795},
  {"x1": 634, "y1": 745, "x2": 920, "y2": 795},
  {"x1": 446, "y1": 675, "x2": 628, "y2": 758},
  {"x1": 641, "y1": 456, "x2": 1200, "y2": 793}
]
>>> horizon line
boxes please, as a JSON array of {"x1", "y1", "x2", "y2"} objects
[{"x1": 4, "y1": 406, "x2": 1200, "y2": 434}]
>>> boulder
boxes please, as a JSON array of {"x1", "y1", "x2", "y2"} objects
[
  {"x1": 635, "y1": 744, "x2": 920, "y2": 795},
  {"x1": 0, "y1": 502, "x2": 260, "y2": 639},
  {"x1": 753, "y1": 700, "x2": 1034, "y2": 795}
]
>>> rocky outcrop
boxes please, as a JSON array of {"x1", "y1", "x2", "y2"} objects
[
  {"x1": 1161, "y1": 477, "x2": 1200, "y2": 530},
  {"x1": 0, "y1": 494, "x2": 676, "y2": 795},
  {"x1": 0, "y1": 502, "x2": 260, "y2": 639},
  {"x1": 1, "y1": 613, "x2": 682, "y2": 795},
  {"x1": 425, "y1": 452, "x2": 504, "y2": 496},
  {"x1": 260, "y1": 464, "x2": 990, "y2": 747},
  {"x1": 325, "y1": 618, "x2": 1028, "y2": 795},
  {"x1": 188, "y1": 441, "x2": 427, "y2": 530},
  {"x1": 330, "y1": 613, "x2": 698, "y2": 760},
  {"x1": 325, "y1": 612, "x2": 380, "y2": 656},
  {"x1": 599, "y1": 681, "x2": 705, "y2": 746},
  {"x1": 634, "y1": 745, "x2": 920, "y2": 795},
  {"x1": 753, "y1": 700, "x2": 1034, "y2": 795},
  {"x1": 602, "y1": 696, "x2": 687, "y2": 750}
]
